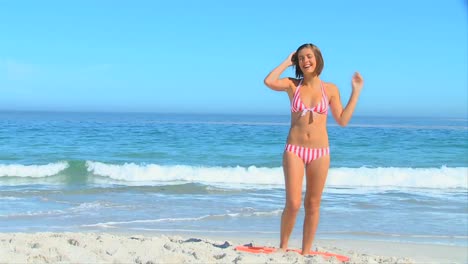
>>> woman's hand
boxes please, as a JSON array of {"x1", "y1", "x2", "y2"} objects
[
  {"x1": 351, "y1": 72, "x2": 364, "y2": 93},
  {"x1": 285, "y1": 52, "x2": 296, "y2": 67}
]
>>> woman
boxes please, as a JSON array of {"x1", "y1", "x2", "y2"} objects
[{"x1": 264, "y1": 43, "x2": 364, "y2": 254}]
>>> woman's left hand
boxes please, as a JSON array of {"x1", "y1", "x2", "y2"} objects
[{"x1": 351, "y1": 72, "x2": 364, "y2": 93}]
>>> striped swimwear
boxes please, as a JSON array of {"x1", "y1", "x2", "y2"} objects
[
  {"x1": 291, "y1": 79, "x2": 328, "y2": 116},
  {"x1": 286, "y1": 79, "x2": 330, "y2": 163},
  {"x1": 285, "y1": 144, "x2": 330, "y2": 164}
]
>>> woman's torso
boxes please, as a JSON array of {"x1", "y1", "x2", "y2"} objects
[{"x1": 286, "y1": 78, "x2": 330, "y2": 148}]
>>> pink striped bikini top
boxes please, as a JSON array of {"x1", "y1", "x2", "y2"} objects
[{"x1": 291, "y1": 79, "x2": 329, "y2": 116}]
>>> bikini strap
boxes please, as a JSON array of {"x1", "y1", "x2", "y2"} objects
[
  {"x1": 320, "y1": 81, "x2": 328, "y2": 101},
  {"x1": 293, "y1": 79, "x2": 304, "y2": 97}
]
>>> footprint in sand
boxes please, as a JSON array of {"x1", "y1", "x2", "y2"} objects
[{"x1": 67, "y1": 238, "x2": 80, "y2": 246}]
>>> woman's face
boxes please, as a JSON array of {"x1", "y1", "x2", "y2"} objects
[{"x1": 297, "y1": 47, "x2": 316, "y2": 75}]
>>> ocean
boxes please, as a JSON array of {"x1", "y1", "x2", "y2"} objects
[{"x1": 0, "y1": 111, "x2": 467, "y2": 247}]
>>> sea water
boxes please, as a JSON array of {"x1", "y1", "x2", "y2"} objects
[{"x1": 0, "y1": 112, "x2": 466, "y2": 246}]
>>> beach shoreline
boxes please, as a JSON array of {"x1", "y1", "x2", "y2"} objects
[
  {"x1": 1, "y1": 113, "x2": 467, "y2": 264},
  {"x1": 1, "y1": 232, "x2": 466, "y2": 264}
]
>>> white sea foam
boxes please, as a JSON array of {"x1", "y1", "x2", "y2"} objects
[
  {"x1": 82, "y1": 209, "x2": 283, "y2": 228},
  {"x1": 82, "y1": 216, "x2": 210, "y2": 227},
  {"x1": 86, "y1": 161, "x2": 468, "y2": 189},
  {"x1": 0, "y1": 196, "x2": 21, "y2": 200},
  {"x1": 0, "y1": 209, "x2": 67, "y2": 218},
  {"x1": 86, "y1": 161, "x2": 283, "y2": 185},
  {"x1": 0, "y1": 162, "x2": 69, "y2": 177},
  {"x1": 327, "y1": 166, "x2": 468, "y2": 189}
]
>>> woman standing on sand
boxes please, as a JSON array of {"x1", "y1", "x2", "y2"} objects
[{"x1": 264, "y1": 43, "x2": 364, "y2": 255}]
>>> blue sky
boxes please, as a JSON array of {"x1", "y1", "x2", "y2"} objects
[{"x1": 0, "y1": 0, "x2": 466, "y2": 117}]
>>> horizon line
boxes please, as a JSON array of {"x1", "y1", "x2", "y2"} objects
[{"x1": 0, "y1": 109, "x2": 466, "y2": 120}]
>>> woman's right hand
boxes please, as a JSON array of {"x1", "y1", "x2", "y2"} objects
[{"x1": 286, "y1": 52, "x2": 296, "y2": 67}]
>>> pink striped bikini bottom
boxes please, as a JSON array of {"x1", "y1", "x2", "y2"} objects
[{"x1": 284, "y1": 144, "x2": 330, "y2": 164}]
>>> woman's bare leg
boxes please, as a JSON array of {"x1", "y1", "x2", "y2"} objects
[
  {"x1": 301, "y1": 155, "x2": 330, "y2": 254},
  {"x1": 280, "y1": 151, "x2": 304, "y2": 250}
]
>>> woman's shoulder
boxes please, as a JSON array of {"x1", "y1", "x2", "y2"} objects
[
  {"x1": 281, "y1": 78, "x2": 301, "y2": 96},
  {"x1": 287, "y1": 78, "x2": 301, "y2": 85},
  {"x1": 283, "y1": 78, "x2": 301, "y2": 91},
  {"x1": 322, "y1": 81, "x2": 339, "y2": 92},
  {"x1": 293, "y1": 78, "x2": 313, "y2": 89},
  {"x1": 321, "y1": 81, "x2": 340, "y2": 98}
]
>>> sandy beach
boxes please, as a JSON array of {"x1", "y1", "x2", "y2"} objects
[{"x1": 1, "y1": 232, "x2": 466, "y2": 264}]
